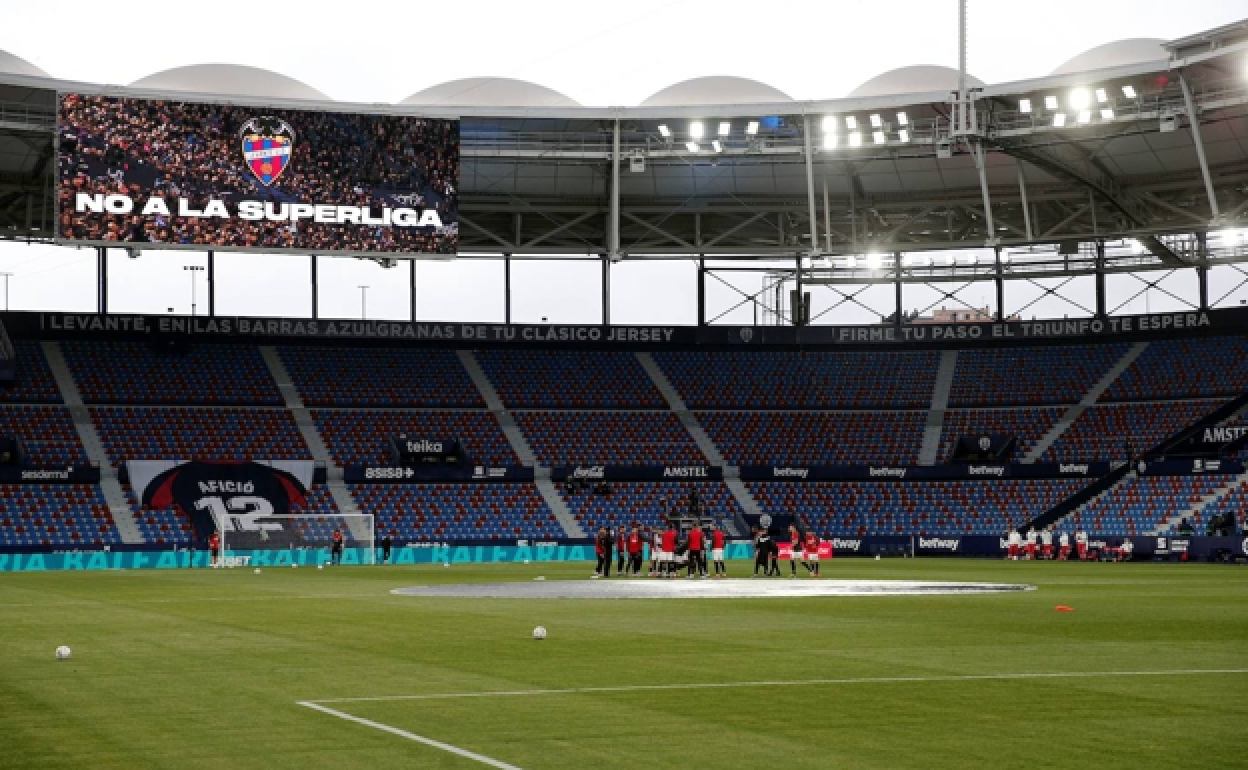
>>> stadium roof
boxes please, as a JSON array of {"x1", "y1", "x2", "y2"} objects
[
  {"x1": 849, "y1": 66, "x2": 984, "y2": 98},
  {"x1": 0, "y1": 49, "x2": 47, "y2": 78},
  {"x1": 640, "y1": 77, "x2": 793, "y2": 107},
  {"x1": 1, "y1": 19, "x2": 1246, "y2": 296},
  {"x1": 403, "y1": 78, "x2": 581, "y2": 108},
  {"x1": 129, "y1": 64, "x2": 330, "y2": 101}
]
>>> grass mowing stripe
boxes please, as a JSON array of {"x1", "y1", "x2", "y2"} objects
[
  {"x1": 300, "y1": 701, "x2": 525, "y2": 769},
  {"x1": 306, "y1": 668, "x2": 1248, "y2": 704}
]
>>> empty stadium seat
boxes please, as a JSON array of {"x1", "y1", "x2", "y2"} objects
[
  {"x1": 515, "y1": 411, "x2": 705, "y2": 466},
  {"x1": 278, "y1": 347, "x2": 485, "y2": 407},
  {"x1": 92, "y1": 407, "x2": 311, "y2": 464},
  {"x1": 1041, "y1": 401, "x2": 1220, "y2": 463},
  {"x1": 475, "y1": 351, "x2": 665, "y2": 408},
  {"x1": 349, "y1": 483, "x2": 555, "y2": 540},
  {"x1": 0, "y1": 341, "x2": 63, "y2": 403},
  {"x1": 0, "y1": 484, "x2": 120, "y2": 547},
  {"x1": 949, "y1": 343, "x2": 1128, "y2": 407},
  {"x1": 61, "y1": 341, "x2": 282, "y2": 405},
  {"x1": 0, "y1": 406, "x2": 88, "y2": 466},
  {"x1": 700, "y1": 411, "x2": 925, "y2": 466},
  {"x1": 1104, "y1": 337, "x2": 1248, "y2": 401},
  {"x1": 560, "y1": 481, "x2": 743, "y2": 534},
  {"x1": 314, "y1": 410, "x2": 517, "y2": 466}
]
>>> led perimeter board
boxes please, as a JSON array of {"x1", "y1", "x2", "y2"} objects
[{"x1": 56, "y1": 93, "x2": 458, "y2": 256}]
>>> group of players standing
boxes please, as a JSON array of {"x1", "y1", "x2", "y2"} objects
[
  {"x1": 1005, "y1": 526, "x2": 1133, "y2": 561},
  {"x1": 593, "y1": 521, "x2": 729, "y2": 579}
]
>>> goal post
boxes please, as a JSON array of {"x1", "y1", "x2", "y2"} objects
[{"x1": 216, "y1": 513, "x2": 376, "y2": 567}]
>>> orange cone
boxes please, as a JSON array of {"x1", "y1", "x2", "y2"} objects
[{"x1": 1055, "y1": 605, "x2": 1074, "y2": 613}]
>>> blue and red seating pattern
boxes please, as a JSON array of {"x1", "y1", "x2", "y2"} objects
[
  {"x1": 0, "y1": 405, "x2": 88, "y2": 466},
  {"x1": 350, "y1": 483, "x2": 554, "y2": 540},
  {"x1": 949, "y1": 343, "x2": 1128, "y2": 407},
  {"x1": 561, "y1": 481, "x2": 743, "y2": 534},
  {"x1": 699, "y1": 410, "x2": 925, "y2": 466},
  {"x1": 476, "y1": 351, "x2": 665, "y2": 408},
  {"x1": 314, "y1": 410, "x2": 517, "y2": 466},
  {"x1": 0, "y1": 485, "x2": 119, "y2": 547},
  {"x1": 1104, "y1": 337, "x2": 1248, "y2": 402},
  {"x1": 61, "y1": 341, "x2": 282, "y2": 405},
  {"x1": 938, "y1": 408, "x2": 1063, "y2": 462},
  {"x1": 125, "y1": 483, "x2": 341, "y2": 546},
  {"x1": 0, "y1": 341, "x2": 63, "y2": 403},
  {"x1": 653, "y1": 350, "x2": 940, "y2": 409},
  {"x1": 92, "y1": 407, "x2": 311, "y2": 464},
  {"x1": 278, "y1": 347, "x2": 484, "y2": 407},
  {"x1": 1040, "y1": 401, "x2": 1219, "y2": 463},
  {"x1": 1069, "y1": 475, "x2": 1228, "y2": 536},
  {"x1": 515, "y1": 411, "x2": 705, "y2": 466},
  {"x1": 749, "y1": 479, "x2": 1088, "y2": 536}
]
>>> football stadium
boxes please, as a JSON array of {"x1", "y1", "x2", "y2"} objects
[{"x1": 1, "y1": 3, "x2": 1247, "y2": 767}]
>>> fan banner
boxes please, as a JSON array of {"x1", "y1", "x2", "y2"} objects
[
  {"x1": 128, "y1": 460, "x2": 315, "y2": 545},
  {"x1": 57, "y1": 93, "x2": 458, "y2": 255}
]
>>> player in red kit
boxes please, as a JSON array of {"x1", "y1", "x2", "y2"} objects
[
  {"x1": 661, "y1": 522, "x2": 678, "y2": 578},
  {"x1": 686, "y1": 525, "x2": 707, "y2": 578},
  {"x1": 208, "y1": 530, "x2": 221, "y2": 568},
  {"x1": 626, "y1": 525, "x2": 644, "y2": 576},
  {"x1": 803, "y1": 530, "x2": 822, "y2": 577},
  {"x1": 710, "y1": 523, "x2": 727, "y2": 577}
]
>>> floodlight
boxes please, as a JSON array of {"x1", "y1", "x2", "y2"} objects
[
  {"x1": 846, "y1": 255, "x2": 858, "y2": 268},
  {"x1": 946, "y1": 254, "x2": 956, "y2": 266},
  {"x1": 658, "y1": 124, "x2": 671, "y2": 138},
  {"x1": 1044, "y1": 95, "x2": 1059, "y2": 110},
  {"x1": 869, "y1": 114, "x2": 883, "y2": 128},
  {"x1": 898, "y1": 129, "x2": 910, "y2": 143},
  {"x1": 866, "y1": 253, "x2": 882, "y2": 269},
  {"x1": 873, "y1": 130, "x2": 886, "y2": 144},
  {"x1": 1018, "y1": 98, "x2": 1031, "y2": 113},
  {"x1": 848, "y1": 131, "x2": 862, "y2": 147},
  {"x1": 1095, "y1": 88, "x2": 1108, "y2": 103},
  {"x1": 745, "y1": 120, "x2": 759, "y2": 135},
  {"x1": 821, "y1": 115, "x2": 838, "y2": 133},
  {"x1": 1052, "y1": 113, "x2": 1067, "y2": 127},
  {"x1": 1122, "y1": 85, "x2": 1137, "y2": 99},
  {"x1": 845, "y1": 116, "x2": 858, "y2": 130},
  {"x1": 1001, "y1": 252, "x2": 1011, "y2": 264},
  {"x1": 689, "y1": 121, "x2": 705, "y2": 139},
  {"x1": 1069, "y1": 88, "x2": 1090, "y2": 110},
  {"x1": 685, "y1": 141, "x2": 699, "y2": 153},
  {"x1": 711, "y1": 139, "x2": 723, "y2": 153},
  {"x1": 1100, "y1": 108, "x2": 1114, "y2": 120},
  {"x1": 824, "y1": 133, "x2": 838, "y2": 149},
  {"x1": 896, "y1": 111, "x2": 909, "y2": 126},
  {"x1": 1077, "y1": 110, "x2": 1091, "y2": 124},
  {"x1": 712, "y1": 123, "x2": 727, "y2": 138}
]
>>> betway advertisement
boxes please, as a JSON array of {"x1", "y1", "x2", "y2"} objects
[{"x1": 56, "y1": 93, "x2": 458, "y2": 255}]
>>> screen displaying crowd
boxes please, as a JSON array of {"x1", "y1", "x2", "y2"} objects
[{"x1": 57, "y1": 93, "x2": 458, "y2": 254}]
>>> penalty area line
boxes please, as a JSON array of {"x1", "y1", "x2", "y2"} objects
[
  {"x1": 305, "y1": 668, "x2": 1248, "y2": 705},
  {"x1": 299, "y1": 701, "x2": 524, "y2": 769}
]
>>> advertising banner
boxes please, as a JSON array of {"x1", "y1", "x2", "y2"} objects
[
  {"x1": 343, "y1": 465, "x2": 534, "y2": 483},
  {"x1": 0, "y1": 465, "x2": 99, "y2": 483},
  {"x1": 739, "y1": 463, "x2": 1111, "y2": 482},
  {"x1": 552, "y1": 465, "x2": 723, "y2": 482},
  {"x1": 57, "y1": 93, "x2": 458, "y2": 255}
]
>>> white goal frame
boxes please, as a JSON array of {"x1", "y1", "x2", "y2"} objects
[{"x1": 216, "y1": 513, "x2": 376, "y2": 566}]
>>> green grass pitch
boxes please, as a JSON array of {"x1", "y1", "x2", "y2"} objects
[{"x1": 1, "y1": 559, "x2": 1245, "y2": 768}]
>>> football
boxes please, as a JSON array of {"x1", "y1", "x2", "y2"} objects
[
  {"x1": 317, "y1": 565, "x2": 323, "y2": 571},
  {"x1": 55, "y1": 645, "x2": 72, "y2": 660},
  {"x1": 253, "y1": 568, "x2": 261, "y2": 574},
  {"x1": 532, "y1": 626, "x2": 547, "y2": 640}
]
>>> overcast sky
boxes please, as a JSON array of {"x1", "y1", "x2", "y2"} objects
[{"x1": 1, "y1": 0, "x2": 1245, "y2": 325}]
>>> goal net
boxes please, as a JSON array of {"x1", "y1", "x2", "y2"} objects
[{"x1": 217, "y1": 513, "x2": 375, "y2": 566}]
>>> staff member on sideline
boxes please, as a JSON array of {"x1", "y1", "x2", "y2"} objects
[{"x1": 379, "y1": 532, "x2": 392, "y2": 565}]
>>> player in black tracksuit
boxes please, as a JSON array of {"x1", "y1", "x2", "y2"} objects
[{"x1": 754, "y1": 529, "x2": 772, "y2": 576}]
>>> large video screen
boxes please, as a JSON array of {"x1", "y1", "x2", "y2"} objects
[{"x1": 56, "y1": 93, "x2": 458, "y2": 255}]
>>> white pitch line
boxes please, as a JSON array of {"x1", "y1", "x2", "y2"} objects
[
  {"x1": 305, "y1": 668, "x2": 1248, "y2": 705},
  {"x1": 299, "y1": 701, "x2": 524, "y2": 769}
]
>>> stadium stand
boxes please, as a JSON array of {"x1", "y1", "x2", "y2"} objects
[
  {"x1": 949, "y1": 343, "x2": 1129, "y2": 406},
  {"x1": 938, "y1": 408, "x2": 1063, "y2": 463},
  {"x1": 0, "y1": 484, "x2": 120, "y2": 547},
  {"x1": 1069, "y1": 475, "x2": 1229, "y2": 535},
  {"x1": 1102, "y1": 337, "x2": 1248, "y2": 402},
  {"x1": 350, "y1": 483, "x2": 555, "y2": 540},
  {"x1": 0, "y1": 405, "x2": 88, "y2": 466},
  {"x1": 1197, "y1": 483, "x2": 1248, "y2": 533},
  {"x1": 125, "y1": 482, "x2": 341, "y2": 546},
  {"x1": 278, "y1": 347, "x2": 485, "y2": 407},
  {"x1": 1039, "y1": 400, "x2": 1221, "y2": 463},
  {"x1": 652, "y1": 350, "x2": 940, "y2": 408},
  {"x1": 60, "y1": 341, "x2": 282, "y2": 406},
  {"x1": 313, "y1": 409, "x2": 517, "y2": 466},
  {"x1": 699, "y1": 410, "x2": 926, "y2": 466},
  {"x1": 92, "y1": 407, "x2": 311, "y2": 464},
  {"x1": 514, "y1": 411, "x2": 705, "y2": 466},
  {"x1": 475, "y1": 350, "x2": 666, "y2": 408},
  {"x1": 0, "y1": 341, "x2": 63, "y2": 403},
  {"x1": 748, "y1": 479, "x2": 1089, "y2": 535},
  {"x1": 561, "y1": 481, "x2": 744, "y2": 533}
]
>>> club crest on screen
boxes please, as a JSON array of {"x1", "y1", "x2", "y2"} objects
[{"x1": 239, "y1": 117, "x2": 296, "y2": 186}]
